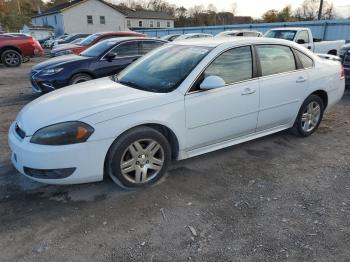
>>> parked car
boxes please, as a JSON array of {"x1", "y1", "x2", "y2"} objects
[
  {"x1": 50, "y1": 31, "x2": 145, "y2": 57},
  {"x1": 339, "y1": 43, "x2": 350, "y2": 61},
  {"x1": 343, "y1": 49, "x2": 350, "y2": 88},
  {"x1": 31, "y1": 37, "x2": 167, "y2": 93},
  {"x1": 264, "y1": 27, "x2": 345, "y2": 55},
  {"x1": 215, "y1": 30, "x2": 262, "y2": 37},
  {"x1": 9, "y1": 37, "x2": 345, "y2": 188},
  {"x1": 52, "y1": 38, "x2": 85, "y2": 50},
  {"x1": 0, "y1": 34, "x2": 43, "y2": 67},
  {"x1": 52, "y1": 33, "x2": 90, "y2": 47},
  {"x1": 43, "y1": 34, "x2": 69, "y2": 48},
  {"x1": 174, "y1": 33, "x2": 213, "y2": 41},
  {"x1": 38, "y1": 36, "x2": 54, "y2": 46},
  {"x1": 160, "y1": 34, "x2": 181, "y2": 41}
]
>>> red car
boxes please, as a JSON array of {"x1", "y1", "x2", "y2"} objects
[
  {"x1": 0, "y1": 34, "x2": 43, "y2": 67},
  {"x1": 50, "y1": 31, "x2": 145, "y2": 57}
]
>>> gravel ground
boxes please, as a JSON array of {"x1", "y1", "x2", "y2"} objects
[{"x1": 0, "y1": 58, "x2": 349, "y2": 262}]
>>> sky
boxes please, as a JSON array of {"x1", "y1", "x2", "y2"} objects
[{"x1": 108, "y1": 0, "x2": 350, "y2": 18}]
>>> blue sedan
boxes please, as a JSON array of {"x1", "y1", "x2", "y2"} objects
[{"x1": 31, "y1": 37, "x2": 167, "y2": 93}]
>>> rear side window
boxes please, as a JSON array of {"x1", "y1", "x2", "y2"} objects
[
  {"x1": 295, "y1": 49, "x2": 313, "y2": 68},
  {"x1": 114, "y1": 42, "x2": 140, "y2": 57},
  {"x1": 140, "y1": 41, "x2": 163, "y2": 55},
  {"x1": 204, "y1": 46, "x2": 253, "y2": 84},
  {"x1": 256, "y1": 45, "x2": 296, "y2": 76}
]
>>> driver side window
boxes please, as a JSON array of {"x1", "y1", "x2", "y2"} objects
[
  {"x1": 109, "y1": 42, "x2": 140, "y2": 57},
  {"x1": 203, "y1": 46, "x2": 253, "y2": 85},
  {"x1": 296, "y1": 30, "x2": 310, "y2": 44}
]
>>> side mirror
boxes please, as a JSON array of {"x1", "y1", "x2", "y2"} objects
[
  {"x1": 200, "y1": 75, "x2": 225, "y2": 90},
  {"x1": 297, "y1": 39, "x2": 305, "y2": 44},
  {"x1": 105, "y1": 52, "x2": 116, "y2": 62}
]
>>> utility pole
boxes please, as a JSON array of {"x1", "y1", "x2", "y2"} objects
[{"x1": 318, "y1": 0, "x2": 324, "y2": 20}]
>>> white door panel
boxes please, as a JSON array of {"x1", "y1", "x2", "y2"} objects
[
  {"x1": 185, "y1": 80, "x2": 259, "y2": 149},
  {"x1": 257, "y1": 71, "x2": 308, "y2": 131}
]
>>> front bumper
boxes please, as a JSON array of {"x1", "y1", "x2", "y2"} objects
[
  {"x1": 30, "y1": 70, "x2": 69, "y2": 93},
  {"x1": 8, "y1": 122, "x2": 113, "y2": 185}
]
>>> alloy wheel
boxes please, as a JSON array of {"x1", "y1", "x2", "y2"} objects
[
  {"x1": 5, "y1": 52, "x2": 20, "y2": 66},
  {"x1": 120, "y1": 139, "x2": 164, "y2": 184},
  {"x1": 301, "y1": 101, "x2": 321, "y2": 132}
]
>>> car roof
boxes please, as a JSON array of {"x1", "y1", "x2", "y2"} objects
[
  {"x1": 102, "y1": 37, "x2": 166, "y2": 45},
  {"x1": 268, "y1": 27, "x2": 306, "y2": 31},
  {"x1": 94, "y1": 31, "x2": 145, "y2": 36},
  {"x1": 171, "y1": 36, "x2": 300, "y2": 48}
]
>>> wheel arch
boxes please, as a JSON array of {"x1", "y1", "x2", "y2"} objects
[
  {"x1": 0, "y1": 46, "x2": 23, "y2": 55},
  {"x1": 311, "y1": 89, "x2": 328, "y2": 109},
  {"x1": 327, "y1": 49, "x2": 337, "y2": 56},
  {"x1": 103, "y1": 123, "x2": 180, "y2": 179},
  {"x1": 69, "y1": 71, "x2": 95, "y2": 82}
]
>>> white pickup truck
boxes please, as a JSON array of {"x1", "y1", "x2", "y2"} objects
[{"x1": 264, "y1": 27, "x2": 345, "y2": 56}]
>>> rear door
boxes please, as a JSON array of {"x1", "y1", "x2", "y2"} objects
[
  {"x1": 256, "y1": 44, "x2": 308, "y2": 131},
  {"x1": 95, "y1": 41, "x2": 141, "y2": 77}
]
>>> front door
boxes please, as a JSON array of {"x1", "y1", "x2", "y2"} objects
[
  {"x1": 95, "y1": 41, "x2": 141, "y2": 77},
  {"x1": 184, "y1": 46, "x2": 260, "y2": 150}
]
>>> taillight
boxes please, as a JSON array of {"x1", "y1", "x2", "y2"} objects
[{"x1": 340, "y1": 64, "x2": 345, "y2": 80}]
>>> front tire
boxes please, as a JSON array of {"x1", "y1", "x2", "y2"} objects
[
  {"x1": 1, "y1": 50, "x2": 22, "y2": 67},
  {"x1": 291, "y1": 94, "x2": 324, "y2": 137},
  {"x1": 106, "y1": 127, "x2": 171, "y2": 189},
  {"x1": 69, "y1": 73, "x2": 92, "y2": 85}
]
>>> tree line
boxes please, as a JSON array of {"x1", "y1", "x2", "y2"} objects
[{"x1": 0, "y1": 0, "x2": 343, "y2": 32}]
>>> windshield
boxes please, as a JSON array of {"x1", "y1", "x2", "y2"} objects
[
  {"x1": 79, "y1": 34, "x2": 100, "y2": 46},
  {"x1": 114, "y1": 45, "x2": 212, "y2": 93},
  {"x1": 265, "y1": 30, "x2": 297, "y2": 41},
  {"x1": 80, "y1": 40, "x2": 116, "y2": 57}
]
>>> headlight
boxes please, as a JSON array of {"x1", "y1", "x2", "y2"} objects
[
  {"x1": 40, "y1": 67, "x2": 64, "y2": 75},
  {"x1": 30, "y1": 121, "x2": 94, "y2": 145},
  {"x1": 55, "y1": 49, "x2": 72, "y2": 56}
]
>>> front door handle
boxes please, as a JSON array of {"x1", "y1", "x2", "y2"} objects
[
  {"x1": 241, "y1": 87, "x2": 256, "y2": 95},
  {"x1": 296, "y1": 77, "x2": 307, "y2": 83}
]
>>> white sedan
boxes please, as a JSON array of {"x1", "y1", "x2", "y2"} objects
[{"x1": 8, "y1": 37, "x2": 345, "y2": 188}]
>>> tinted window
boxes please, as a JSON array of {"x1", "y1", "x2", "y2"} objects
[
  {"x1": 295, "y1": 49, "x2": 313, "y2": 68},
  {"x1": 115, "y1": 45, "x2": 211, "y2": 93},
  {"x1": 140, "y1": 41, "x2": 163, "y2": 55},
  {"x1": 80, "y1": 34, "x2": 100, "y2": 46},
  {"x1": 204, "y1": 46, "x2": 253, "y2": 84},
  {"x1": 114, "y1": 42, "x2": 139, "y2": 57},
  {"x1": 80, "y1": 40, "x2": 117, "y2": 57},
  {"x1": 257, "y1": 45, "x2": 296, "y2": 76},
  {"x1": 243, "y1": 32, "x2": 258, "y2": 37},
  {"x1": 296, "y1": 30, "x2": 310, "y2": 43},
  {"x1": 265, "y1": 30, "x2": 297, "y2": 41}
]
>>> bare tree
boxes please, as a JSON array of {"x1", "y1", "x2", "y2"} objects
[{"x1": 231, "y1": 2, "x2": 237, "y2": 16}]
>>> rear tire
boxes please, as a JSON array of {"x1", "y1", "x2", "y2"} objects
[
  {"x1": 290, "y1": 94, "x2": 324, "y2": 137},
  {"x1": 106, "y1": 126, "x2": 171, "y2": 189},
  {"x1": 1, "y1": 50, "x2": 22, "y2": 67},
  {"x1": 69, "y1": 73, "x2": 92, "y2": 85}
]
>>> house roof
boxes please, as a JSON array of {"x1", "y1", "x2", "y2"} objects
[
  {"x1": 122, "y1": 9, "x2": 174, "y2": 20},
  {"x1": 32, "y1": 0, "x2": 174, "y2": 20},
  {"x1": 32, "y1": 0, "x2": 85, "y2": 18}
]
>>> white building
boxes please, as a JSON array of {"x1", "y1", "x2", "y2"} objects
[{"x1": 31, "y1": 0, "x2": 174, "y2": 36}]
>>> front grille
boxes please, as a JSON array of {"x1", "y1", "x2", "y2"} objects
[{"x1": 15, "y1": 123, "x2": 25, "y2": 139}]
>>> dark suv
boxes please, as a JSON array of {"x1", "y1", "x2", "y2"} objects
[{"x1": 344, "y1": 50, "x2": 350, "y2": 88}]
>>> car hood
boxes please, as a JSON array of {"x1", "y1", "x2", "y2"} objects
[
  {"x1": 32, "y1": 54, "x2": 92, "y2": 70},
  {"x1": 52, "y1": 43, "x2": 80, "y2": 52},
  {"x1": 16, "y1": 77, "x2": 177, "y2": 136}
]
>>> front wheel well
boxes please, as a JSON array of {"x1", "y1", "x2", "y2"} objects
[
  {"x1": 0, "y1": 46, "x2": 22, "y2": 55},
  {"x1": 311, "y1": 90, "x2": 328, "y2": 109},
  {"x1": 327, "y1": 49, "x2": 337, "y2": 55}
]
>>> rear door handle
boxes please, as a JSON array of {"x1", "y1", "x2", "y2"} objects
[
  {"x1": 296, "y1": 77, "x2": 307, "y2": 83},
  {"x1": 241, "y1": 87, "x2": 256, "y2": 95}
]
